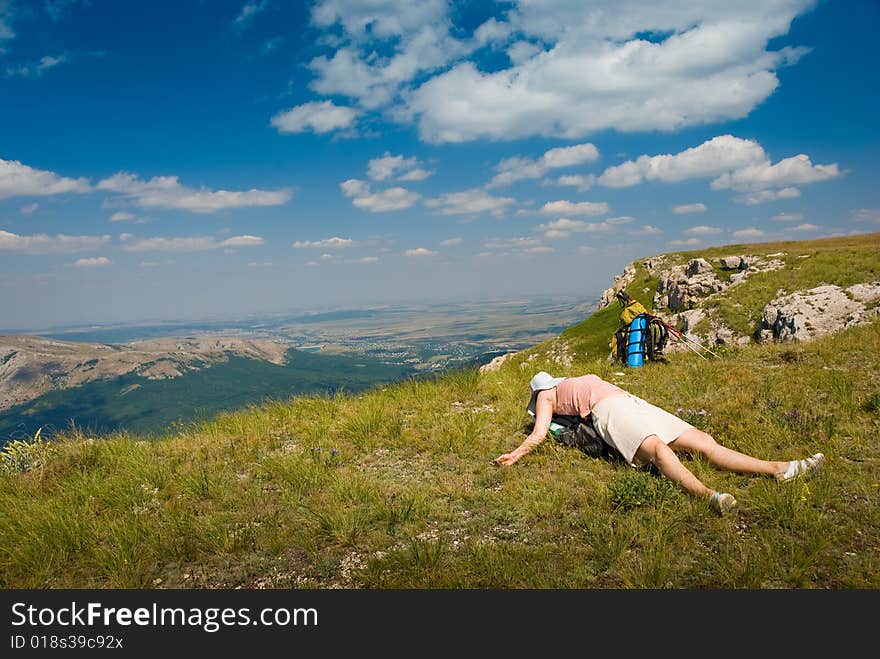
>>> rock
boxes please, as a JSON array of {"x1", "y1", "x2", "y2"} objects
[
  {"x1": 761, "y1": 284, "x2": 864, "y2": 342},
  {"x1": 846, "y1": 281, "x2": 880, "y2": 303},
  {"x1": 598, "y1": 263, "x2": 637, "y2": 308},
  {"x1": 678, "y1": 309, "x2": 705, "y2": 333},
  {"x1": 719, "y1": 256, "x2": 743, "y2": 270},
  {"x1": 729, "y1": 272, "x2": 748, "y2": 284},
  {"x1": 686, "y1": 258, "x2": 713, "y2": 277},
  {"x1": 479, "y1": 352, "x2": 516, "y2": 373}
]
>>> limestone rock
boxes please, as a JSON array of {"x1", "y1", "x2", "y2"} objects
[
  {"x1": 761, "y1": 285, "x2": 865, "y2": 342},
  {"x1": 479, "y1": 352, "x2": 516, "y2": 373}
]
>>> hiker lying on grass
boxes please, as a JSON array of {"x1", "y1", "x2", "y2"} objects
[{"x1": 493, "y1": 371, "x2": 824, "y2": 515}]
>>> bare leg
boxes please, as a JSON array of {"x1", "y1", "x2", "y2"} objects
[
  {"x1": 634, "y1": 435, "x2": 715, "y2": 499},
  {"x1": 668, "y1": 428, "x2": 788, "y2": 477}
]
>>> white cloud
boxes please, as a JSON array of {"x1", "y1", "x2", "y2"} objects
[
  {"x1": 685, "y1": 225, "x2": 722, "y2": 235},
  {"x1": 851, "y1": 208, "x2": 880, "y2": 223},
  {"x1": 405, "y1": 247, "x2": 436, "y2": 256},
  {"x1": 787, "y1": 223, "x2": 820, "y2": 232},
  {"x1": 489, "y1": 143, "x2": 599, "y2": 187},
  {"x1": 221, "y1": 235, "x2": 264, "y2": 247},
  {"x1": 771, "y1": 212, "x2": 803, "y2": 222},
  {"x1": 439, "y1": 237, "x2": 462, "y2": 247},
  {"x1": 340, "y1": 178, "x2": 421, "y2": 212},
  {"x1": 0, "y1": 230, "x2": 110, "y2": 254},
  {"x1": 536, "y1": 217, "x2": 622, "y2": 238},
  {"x1": 732, "y1": 227, "x2": 765, "y2": 238},
  {"x1": 110, "y1": 211, "x2": 136, "y2": 222},
  {"x1": 119, "y1": 233, "x2": 132, "y2": 241},
  {"x1": 20, "y1": 203, "x2": 38, "y2": 215},
  {"x1": 673, "y1": 203, "x2": 707, "y2": 214},
  {"x1": 6, "y1": 53, "x2": 69, "y2": 77},
  {"x1": 669, "y1": 237, "x2": 703, "y2": 246},
  {"x1": 539, "y1": 200, "x2": 609, "y2": 217},
  {"x1": 358, "y1": 256, "x2": 379, "y2": 264},
  {"x1": 404, "y1": 1, "x2": 812, "y2": 143},
  {"x1": 484, "y1": 236, "x2": 543, "y2": 250},
  {"x1": 74, "y1": 256, "x2": 111, "y2": 267},
  {"x1": 554, "y1": 174, "x2": 595, "y2": 192},
  {"x1": 309, "y1": 0, "x2": 465, "y2": 110},
  {"x1": 121, "y1": 235, "x2": 264, "y2": 252},
  {"x1": 735, "y1": 187, "x2": 800, "y2": 205},
  {"x1": 367, "y1": 152, "x2": 432, "y2": 181},
  {"x1": 425, "y1": 188, "x2": 515, "y2": 217},
  {"x1": 631, "y1": 225, "x2": 662, "y2": 235},
  {"x1": 97, "y1": 173, "x2": 292, "y2": 213},
  {"x1": 599, "y1": 135, "x2": 766, "y2": 188},
  {"x1": 235, "y1": 1, "x2": 269, "y2": 26},
  {"x1": 711, "y1": 154, "x2": 841, "y2": 192},
  {"x1": 0, "y1": 158, "x2": 91, "y2": 199},
  {"x1": 292, "y1": 236, "x2": 355, "y2": 249},
  {"x1": 525, "y1": 246, "x2": 554, "y2": 254},
  {"x1": 271, "y1": 100, "x2": 358, "y2": 134},
  {"x1": 248, "y1": 261, "x2": 274, "y2": 267}
]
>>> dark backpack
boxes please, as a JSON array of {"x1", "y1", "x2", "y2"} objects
[{"x1": 549, "y1": 414, "x2": 616, "y2": 459}]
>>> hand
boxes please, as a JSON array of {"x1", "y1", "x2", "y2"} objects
[{"x1": 493, "y1": 452, "x2": 520, "y2": 466}]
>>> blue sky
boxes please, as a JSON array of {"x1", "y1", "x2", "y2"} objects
[{"x1": 1, "y1": 0, "x2": 878, "y2": 330}]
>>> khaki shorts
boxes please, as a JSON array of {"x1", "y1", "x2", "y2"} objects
[{"x1": 591, "y1": 393, "x2": 694, "y2": 466}]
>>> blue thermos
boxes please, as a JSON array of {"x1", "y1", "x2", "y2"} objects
[{"x1": 626, "y1": 315, "x2": 646, "y2": 367}]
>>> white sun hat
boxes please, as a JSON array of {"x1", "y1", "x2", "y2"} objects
[{"x1": 526, "y1": 371, "x2": 566, "y2": 416}]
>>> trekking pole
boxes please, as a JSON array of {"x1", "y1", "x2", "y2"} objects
[{"x1": 653, "y1": 316, "x2": 720, "y2": 359}]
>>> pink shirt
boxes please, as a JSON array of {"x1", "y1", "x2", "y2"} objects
[{"x1": 555, "y1": 374, "x2": 626, "y2": 418}]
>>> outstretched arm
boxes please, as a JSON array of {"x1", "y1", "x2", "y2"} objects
[{"x1": 494, "y1": 394, "x2": 553, "y2": 466}]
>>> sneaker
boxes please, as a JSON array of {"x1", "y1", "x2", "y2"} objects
[
  {"x1": 710, "y1": 492, "x2": 737, "y2": 515},
  {"x1": 775, "y1": 453, "x2": 824, "y2": 482}
]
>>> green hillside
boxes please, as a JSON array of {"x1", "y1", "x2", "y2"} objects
[
  {"x1": 2, "y1": 234, "x2": 878, "y2": 589},
  {"x1": 0, "y1": 349, "x2": 415, "y2": 442}
]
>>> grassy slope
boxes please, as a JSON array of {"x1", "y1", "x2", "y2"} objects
[{"x1": 2, "y1": 235, "x2": 879, "y2": 589}]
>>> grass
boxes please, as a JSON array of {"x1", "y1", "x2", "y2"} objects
[
  {"x1": 1, "y1": 234, "x2": 878, "y2": 589},
  {"x1": 2, "y1": 317, "x2": 878, "y2": 589}
]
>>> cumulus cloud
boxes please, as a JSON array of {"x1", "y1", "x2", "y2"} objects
[
  {"x1": 771, "y1": 212, "x2": 803, "y2": 222},
  {"x1": 405, "y1": 247, "x2": 436, "y2": 256},
  {"x1": 673, "y1": 203, "x2": 707, "y2": 214},
  {"x1": 271, "y1": 100, "x2": 358, "y2": 134},
  {"x1": 598, "y1": 135, "x2": 766, "y2": 188},
  {"x1": 539, "y1": 200, "x2": 609, "y2": 217},
  {"x1": 787, "y1": 223, "x2": 820, "y2": 232},
  {"x1": 554, "y1": 174, "x2": 595, "y2": 192},
  {"x1": 0, "y1": 158, "x2": 90, "y2": 199},
  {"x1": 489, "y1": 143, "x2": 599, "y2": 187},
  {"x1": 74, "y1": 256, "x2": 111, "y2": 267},
  {"x1": 735, "y1": 187, "x2": 800, "y2": 205},
  {"x1": 425, "y1": 188, "x2": 515, "y2": 217},
  {"x1": 851, "y1": 208, "x2": 880, "y2": 223},
  {"x1": 669, "y1": 237, "x2": 703, "y2": 246},
  {"x1": 109, "y1": 212, "x2": 136, "y2": 222},
  {"x1": 309, "y1": 1, "x2": 465, "y2": 110},
  {"x1": 685, "y1": 225, "x2": 722, "y2": 235},
  {"x1": 358, "y1": 256, "x2": 379, "y2": 264},
  {"x1": 97, "y1": 173, "x2": 292, "y2": 213},
  {"x1": 292, "y1": 236, "x2": 355, "y2": 249},
  {"x1": 0, "y1": 230, "x2": 110, "y2": 254},
  {"x1": 235, "y1": 1, "x2": 269, "y2": 27},
  {"x1": 732, "y1": 227, "x2": 764, "y2": 238},
  {"x1": 6, "y1": 53, "x2": 69, "y2": 77},
  {"x1": 367, "y1": 152, "x2": 432, "y2": 181},
  {"x1": 536, "y1": 217, "x2": 624, "y2": 238},
  {"x1": 402, "y1": 2, "x2": 813, "y2": 143},
  {"x1": 340, "y1": 178, "x2": 421, "y2": 212},
  {"x1": 121, "y1": 235, "x2": 264, "y2": 252},
  {"x1": 711, "y1": 154, "x2": 841, "y2": 192},
  {"x1": 20, "y1": 203, "x2": 38, "y2": 215},
  {"x1": 439, "y1": 237, "x2": 462, "y2": 247},
  {"x1": 631, "y1": 225, "x2": 663, "y2": 235}
]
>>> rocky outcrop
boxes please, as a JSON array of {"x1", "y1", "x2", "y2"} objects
[
  {"x1": 479, "y1": 352, "x2": 516, "y2": 373},
  {"x1": 760, "y1": 282, "x2": 880, "y2": 342},
  {"x1": 599, "y1": 263, "x2": 637, "y2": 308},
  {"x1": 655, "y1": 258, "x2": 725, "y2": 312}
]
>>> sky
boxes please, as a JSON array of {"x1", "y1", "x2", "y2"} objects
[{"x1": 1, "y1": 0, "x2": 878, "y2": 330}]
